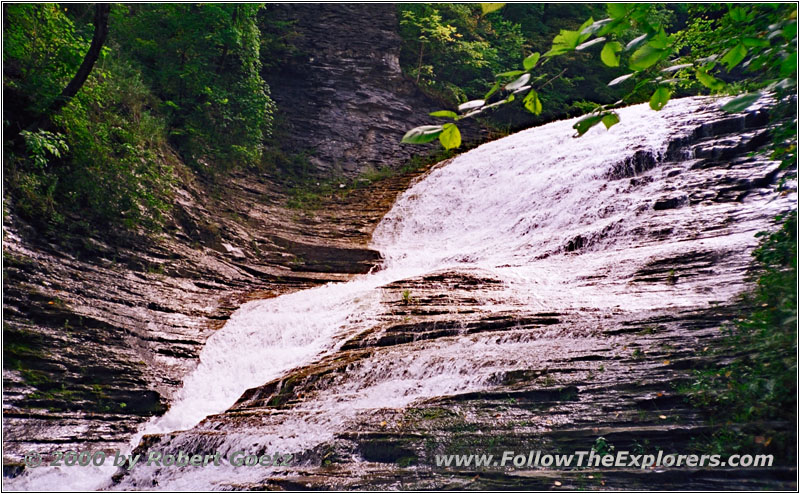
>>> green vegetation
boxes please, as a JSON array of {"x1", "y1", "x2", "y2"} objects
[
  {"x1": 114, "y1": 4, "x2": 274, "y2": 170},
  {"x1": 402, "y1": 3, "x2": 796, "y2": 146},
  {"x1": 397, "y1": 3, "x2": 634, "y2": 129},
  {"x1": 4, "y1": 4, "x2": 275, "y2": 232}
]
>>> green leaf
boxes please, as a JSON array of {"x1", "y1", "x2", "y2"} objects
[
  {"x1": 720, "y1": 43, "x2": 748, "y2": 71},
  {"x1": 695, "y1": 69, "x2": 726, "y2": 91},
  {"x1": 729, "y1": 7, "x2": 747, "y2": 22},
  {"x1": 439, "y1": 123, "x2": 461, "y2": 149},
  {"x1": 598, "y1": 17, "x2": 627, "y2": 37},
  {"x1": 649, "y1": 86, "x2": 671, "y2": 111},
  {"x1": 721, "y1": 92, "x2": 761, "y2": 113},
  {"x1": 573, "y1": 114, "x2": 604, "y2": 136},
  {"x1": 523, "y1": 89, "x2": 542, "y2": 115},
  {"x1": 602, "y1": 112, "x2": 620, "y2": 129},
  {"x1": 742, "y1": 37, "x2": 769, "y2": 48},
  {"x1": 429, "y1": 110, "x2": 458, "y2": 119},
  {"x1": 522, "y1": 52, "x2": 540, "y2": 70},
  {"x1": 607, "y1": 3, "x2": 630, "y2": 19},
  {"x1": 780, "y1": 55, "x2": 796, "y2": 77},
  {"x1": 496, "y1": 70, "x2": 526, "y2": 78},
  {"x1": 484, "y1": 81, "x2": 501, "y2": 100},
  {"x1": 648, "y1": 28, "x2": 669, "y2": 50},
  {"x1": 600, "y1": 41, "x2": 622, "y2": 67},
  {"x1": 782, "y1": 21, "x2": 796, "y2": 41},
  {"x1": 581, "y1": 18, "x2": 613, "y2": 36},
  {"x1": 629, "y1": 43, "x2": 669, "y2": 71},
  {"x1": 504, "y1": 73, "x2": 530, "y2": 91},
  {"x1": 480, "y1": 3, "x2": 505, "y2": 15},
  {"x1": 544, "y1": 29, "x2": 582, "y2": 57},
  {"x1": 402, "y1": 125, "x2": 443, "y2": 144},
  {"x1": 544, "y1": 18, "x2": 594, "y2": 57}
]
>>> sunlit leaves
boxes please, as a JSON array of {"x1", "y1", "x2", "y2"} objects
[
  {"x1": 544, "y1": 18, "x2": 594, "y2": 57},
  {"x1": 523, "y1": 89, "x2": 542, "y2": 115},
  {"x1": 720, "y1": 43, "x2": 748, "y2": 71},
  {"x1": 522, "y1": 52, "x2": 540, "y2": 70},
  {"x1": 480, "y1": 3, "x2": 505, "y2": 16},
  {"x1": 439, "y1": 123, "x2": 461, "y2": 149},
  {"x1": 607, "y1": 3, "x2": 630, "y2": 19},
  {"x1": 429, "y1": 110, "x2": 458, "y2": 119},
  {"x1": 695, "y1": 69, "x2": 726, "y2": 91},
  {"x1": 601, "y1": 112, "x2": 620, "y2": 129},
  {"x1": 574, "y1": 109, "x2": 622, "y2": 136},
  {"x1": 721, "y1": 92, "x2": 761, "y2": 113},
  {"x1": 581, "y1": 18, "x2": 613, "y2": 36},
  {"x1": 573, "y1": 114, "x2": 604, "y2": 136},
  {"x1": 401, "y1": 125, "x2": 443, "y2": 144},
  {"x1": 600, "y1": 41, "x2": 622, "y2": 67},
  {"x1": 649, "y1": 86, "x2": 671, "y2": 111},
  {"x1": 630, "y1": 44, "x2": 669, "y2": 71}
]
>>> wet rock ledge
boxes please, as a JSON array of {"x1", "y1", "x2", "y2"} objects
[{"x1": 1, "y1": 164, "x2": 430, "y2": 470}]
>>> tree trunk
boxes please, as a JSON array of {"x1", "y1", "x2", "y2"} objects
[{"x1": 29, "y1": 3, "x2": 110, "y2": 131}]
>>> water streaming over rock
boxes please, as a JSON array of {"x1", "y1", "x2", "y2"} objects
[{"x1": 9, "y1": 97, "x2": 793, "y2": 490}]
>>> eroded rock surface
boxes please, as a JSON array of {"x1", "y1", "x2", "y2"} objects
[{"x1": 263, "y1": 3, "x2": 481, "y2": 176}]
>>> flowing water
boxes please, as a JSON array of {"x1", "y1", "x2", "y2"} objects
[{"x1": 8, "y1": 97, "x2": 792, "y2": 490}]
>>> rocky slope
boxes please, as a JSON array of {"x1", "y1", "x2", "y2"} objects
[{"x1": 2, "y1": 163, "x2": 437, "y2": 472}]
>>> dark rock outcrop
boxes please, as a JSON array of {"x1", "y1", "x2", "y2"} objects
[{"x1": 264, "y1": 4, "x2": 476, "y2": 176}]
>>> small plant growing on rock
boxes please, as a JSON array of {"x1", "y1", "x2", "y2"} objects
[{"x1": 402, "y1": 289, "x2": 412, "y2": 305}]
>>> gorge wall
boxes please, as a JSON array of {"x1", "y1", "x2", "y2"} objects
[{"x1": 263, "y1": 3, "x2": 473, "y2": 176}]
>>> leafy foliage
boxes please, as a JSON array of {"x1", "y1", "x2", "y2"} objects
[
  {"x1": 4, "y1": 3, "x2": 278, "y2": 232},
  {"x1": 4, "y1": 5, "x2": 172, "y2": 230},
  {"x1": 113, "y1": 4, "x2": 274, "y2": 170},
  {"x1": 402, "y1": 3, "x2": 797, "y2": 145},
  {"x1": 398, "y1": 3, "x2": 525, "y2": 106}
]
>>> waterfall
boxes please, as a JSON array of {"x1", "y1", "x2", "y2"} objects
[{"x1": 9, "y1": 97, "x2": 791, "y2": 490}]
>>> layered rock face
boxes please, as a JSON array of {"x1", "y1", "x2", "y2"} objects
[
  {"x1": 263, "y1": 4, "x2": 447, "y2": 176},
  {"x1": 1, "y1": 152, "x2": 433, "y2": 476}
]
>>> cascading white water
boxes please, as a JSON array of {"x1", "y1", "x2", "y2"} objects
[{"x1": 10, "y1": 97, "x2": 790, "y2": 491}]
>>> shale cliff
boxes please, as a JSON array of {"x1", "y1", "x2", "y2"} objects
[{"x1": 263, "y1": 4, "x2": 446, "y2": 176}]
